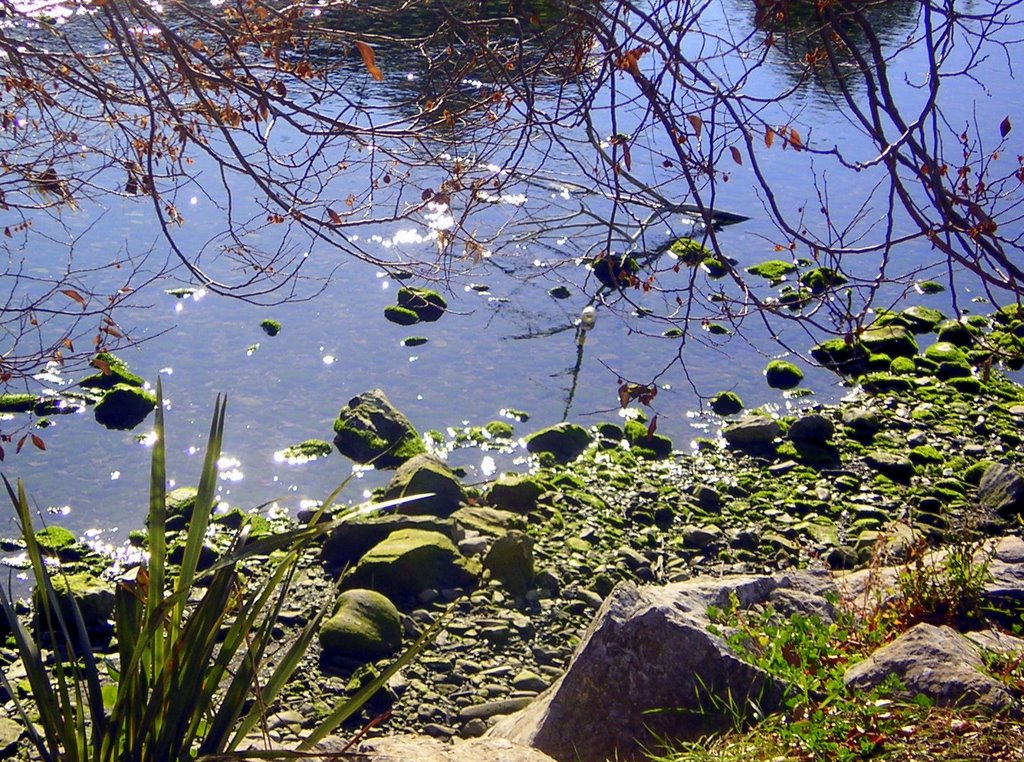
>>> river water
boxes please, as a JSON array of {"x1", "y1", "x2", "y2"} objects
[{"x1": 1, "y1": 0, "x2": 1021, "y2": 548}]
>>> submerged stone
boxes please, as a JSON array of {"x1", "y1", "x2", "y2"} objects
[
  {"x1": 79, "y1": 352, "x2": 145, "y2": 390},
  {"x1": 397, "y1": 287, "x2": 447, "y2": 322},
  {"x1": 799, "y1": 267, "x2": 847, "y2": 294},
  {"x1": 0, "y1": 393, "x2": 37, "y2": 413},
  {"x1": 94, "y1": 384, "x2": 156, "y2": 430},
  {"x1": 332, "y1": 389, "x2": 426, "y2": 469},
  {"x1": 384, "y1": 304, "x2": 420, "y2": 326},
  {"x1": 259, "y1": 318, "x2": 281, "y2": 336}
]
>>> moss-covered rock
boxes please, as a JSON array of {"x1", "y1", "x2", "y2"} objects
[
  {"x1": 811, "y1": 337, "x2": 869, "y2": 376},
  {"x1": 484, "y1": 420, "x2": 515, "y2": 439},
  {"x1": 488, "y1": 475, "x2": 547, "y2": 514},
  {"x1": 483, "y1": 530, "x2": 534, "y2": 596},
  {"x1": 525, "y1": 422, "x2": 592, "y2": 463},
  {"x1": 384, "y1": 304, "x2": 420, "y2": 326},
  {"x1": 936, "y1": 320, "x2": 976, "y2": 347},
  {"x1": 746, "y1": 259, "x2": 796, "y2": 283},
  {"x1": 669, "y1": 238, "x2": 711, "y2": 267},
  {"x1": 345, "y1": 528, "x2": 478, "y2": 598},
  {"x1": 764, "y1": 360, "x2": 804, "y2": 390},
  {"x1": 34, "y1": 572, "x2": 115, "y2": 641},
  {"x1": 79, "y1": 352, "x2": 145, "y2": 390},
  {"x1": 321, "y1": 515, "x2": 458, "y2": 569},
  {"x1": 319, "y1": 589, "x2": 402, "y2": 662},
  {"x1": 900, "y1": 305, "x2": 945, "y2": 333},
  {"x1": 277, "y1": 439, "x2": 332, "y2": 464},
  {"x1": 710, "y1": 391, "x2": 744, "y2": 416},
  {"x1": 702, "y1": 257, "x2": 730, "y2": 279},
  {"x1": 860, "y1": 325, "x2": 919, "y2": 359},
  {"x1": 623, "y1": 419, "x2": 673, "y2": 459},
  {"x1": 592, "y1": 254, "x2": 640, "y2": 289},
  {"x1": 0, "y1": 393, "x2": 37, "y2": 413},
  {"x1": 33, "y1": 526, "x2": 82, "y2": 560},
  {"x1": 397, "y1": 287, "x2": 447, "y2": 322},
  {"x1": 799, "y1": 267, "x2": 847, "y2": 294},
  {"x1": 384, "y1": 454, "x2": 467, "y2": 517},
  {"x1": 402, "y1": 336, "x2": 429, "y2": 347},
  {"x1": 94, "y1": 384, "x2": 157, "y2": 430},
  {"x1": 450, "y1": 505, "x2": 526, "y2": 537},
  {"x1": 259, "y1": 318, "x2": 281, "y2": 336},
  {"x1": 915, "y1": 280, "x2": 945, "y2": 295},
  {"x1": 924, "y1": 341, "x2": 968, "y2": 364},
  {"x1": 332, "y1": 389, "x2": 426, "y2": 469}
]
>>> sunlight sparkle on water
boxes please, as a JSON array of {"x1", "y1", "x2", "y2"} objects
[
  {"x1": 217, "y1": 455, "x2": 244, "y2": 482},
  {"x1": 481, "y1": 455, "x2": 496, "y2": 477},
  {"x1": 110, "y1": 471, "x2": 120, "y2": 480},
  {"x1": 323, "y1": 355, "x2": 335, "y2": 365}
]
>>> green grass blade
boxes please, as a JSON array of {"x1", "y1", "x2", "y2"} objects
[
  {"x1": 174, "y1": 394, "x2": 226, "y2": 621},
  {"x1": 148, "y1": 378, "x2": 168, "y2": 616}
]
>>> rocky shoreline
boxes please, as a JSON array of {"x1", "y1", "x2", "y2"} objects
[{"x1": 5, "y1": 306, "x2": 1024, "y2": 759}]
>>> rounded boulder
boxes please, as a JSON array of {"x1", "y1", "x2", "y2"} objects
[{"x1": 320, "y1": 589, "x2": 402, "y2": 661}]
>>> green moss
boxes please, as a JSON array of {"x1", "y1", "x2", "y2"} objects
[
  {"x1": 662, "y1": 328, "x2": 684, "y2": 338},
  {"x1": 165, "y1": 287, "x2": 200, "y2": 298},
  {"x1": 484, "y1": 420, "x2": 515, "y2": 439},
  {"x1": 799, "y1": 267, "x2": 847, "y2": 294},
  {"x1": 259, "y1": 319, "x2": 281, "y2": 336},
  {"x1": 810, "y1": 338, "x2": 868, "y2": 375},
  {"x1": 924, "y1": 341, "x2": 968, "y2": 363},
  {"x1": 710, "y1": 391, "x2": 743, "y2": 415},
  {"x1": 915, "y1": 280, "x2": 945, "y2": 294},
  {"x1": 94, "y1": 384, "x2": 157, "y2": 431},
  {"x1": 278, "y1": 439, "x2": 333, "y2": 463},
  {"x1": 900, "y1": 305, "x2": 945, "y2": 333},
  {"x1": 909, "y1": 445, "x2": 944, "y2": 465},
  {"x1": 35, "y1": 526, "x2": 77, "y2": 554},
  {"x1": 669, "y1": 238, "x2": 711, "y2": 266},
  {"x1": 383, "y1": 304, "x2": 420, "y2": 326},
  {"x1": 946, "y1": 377, "x2": 982, "y2": 394},
  {"x1": 396, "y1": 287, "x2": 448, "y2": 322},
  {"x1": 764, "y1": 360, "x2": 804, "y2": 390},
  {"x1": 502, "y1": 408, "x2": 530, "y2": 422},
  {"x1": 746, "y1": 259, "x2": 796, "y2": 283},
  {"x1": 705, "y1": 323, "x2": 732, "y2": 336},
  {"x1": 936, "y1": 320, "x2": 976, "y2": 347},
  {"x1": 0, "y1": 393, "x2": 37, "y2": 413},
  {"x1": 702, "y1": 257, "x2": 729, "y2": 279},
  {"x1": 889, "y1": 356, "x2": 917, "y2": 375},
  {"x1": 79, "y1": 352, "x2": 145, "y2": 390},
  {"x1": 402, "y1": 336, "x2": 429, "y2": 347},
  {"x1": 592, "y1": 254, "x2": 639, "y2": 289}
]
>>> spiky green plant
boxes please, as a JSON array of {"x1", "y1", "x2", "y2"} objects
[{"x1": 0, "y1": 382, "x2": 437, "y2": 760}]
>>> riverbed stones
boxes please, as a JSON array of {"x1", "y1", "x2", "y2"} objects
[
  {"x1": 861, "y1": 324, "x2": 919, "y2": 358},
  {"x1": 344, "y1": 528, "x2": 478, "y2": 599},
  {"x1": 384, "y1": 454, "x2": 466, "y2": 517},
  {"x1": 489, "y1": 576, "x2": 786, "y2": 762},
  {"x1": 451, "y1": 505, "x2": 526, "y2": 538},
  {"x1": 397, "y1": 287, "x2": 448, "y2": 323},
  {"x1": 487, "y1": 475, "x2": 546, "y2": 514},
  {"x1": 33, "y1": 572, "x2": 115, "y2": 641},
  {"x1": 525, "y1": 423, "x2": 592, "y2": 463},
  {"x1": 483, "y1": 531, "x2": 534, "y2": 596},
  {"x1": 787, "y1": 413, "x2": 834, "y2": 445},
  {"x1": 722, "y1": 415, "x2": 779, "y2": 454},
  {"x1": 322, "y1": 734, "x2": 557, "y2": 761},
  {"x1": 977, "y1": 463, "x2": 1024, "y2": 518},
  {"x1": 319, "y1": 589, "x2": 402, "y2": 662},
  {"x1": 332, "y1": 389, "x2": 426, "y2": 468}
]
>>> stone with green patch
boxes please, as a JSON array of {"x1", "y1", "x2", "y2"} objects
[
  {"x1": 319, "y1": 589, "x2": 402, "y2": 662},
  {"x1": 259, "y1": 318, "x2": 281, "y2": 336},
  {"x1": 710, "y1": 391, "x2": 743, "y2": 416},
  {"x1": 384, "y1": 454, "x2": 467, "y2": 517},
  {"x1": 764, "y1": 360, "x2": 804, "y2": 390},
  {"x1": 94, "y1": 384, "x2": 157, "y2": 430},
  {"x1": 746, "y1": 259, "x2": 796, "y2": 283},
  {"x1": 525, "y1": 422, "x2": 593, "y2": 463},
  {"x1": 397, "y1": 287, "x2": 448, "y2": 322},
  {"x1": 332, "y1": 389, "x2": 426, "y2": 469},
  {"x1": 345, "y1": 528, "x2": 479, "y2": 599}
]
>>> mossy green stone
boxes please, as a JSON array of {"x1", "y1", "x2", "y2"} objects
[
  {"x1": 936, "y1": 320, "x2": 976, "y2": 347},
  {"x1": 702, "y1": 257, "x2": 729, "y2": 278},
  {"x1": 799, "y1": 267, "x2": 847, "y2": 294},
  {"x1": 525, "y1": 422, "x2": 592, "y2": 463},
  {"x1": 346, "y1": 528, "x2": 478, "y2": 597},
  {"x1": 710, "y1": 391, "x2": 743, "y2": 415},
  {"x1": 484, "y1": 420, "x2": 515, "y2": 439},
  {"x1": 34, "y1": 526, "x2": 77, "y2": 556},
  {"x1": 280, "y1": 439, "x2": 332, "y2": 462},
  {"x1": 383, "y1": 304, "x2": 420, "y2": 326},
  {"x1": 0, "y1": 394, "x2": 37, "y2": 413},
  {"x1": 889, "y1": 356, "x2": 916, "y2": 375},
  {"x1": 669, "y1": 238, "x2": 710, "y2": 266},
  {"x1": 319, "y1": 589, "x2": 402, "y2": 661},
  {"x1": 94, "y1": 384, "x2": 156, "y2": 430},
  {"x1": 924, "y1": 341, "x2": 968, "y2": 364},
  {"x1": 810, "y1": 337, "x2": 868, "y2": 375},
  {"x1": 397, "y1": 287, "x2": 447, "y2": 322},
  {"x1": 488, "y1": 475, "x2": 546, "y2": 514},
  {"x1": 746, "y1": 259, "x2": 796, "y2": 283},
  {"x1": 764, "y1": 360, "x2": 804, "y2": 390},
  {"x1": 259, "y1": 318, "x2": 281, "y2": 336},
  {"x1": 79, "y1": 352, "x2": 144, "y2": 390},
  {"x1": 860, "y1": 325, "x2": 918, "y2": 358},
  {"x1": 900, "y1": 305, "x2": 945, "y2": 333},
  {"x1": 915, "y1": 280, "x2": 945, "y2": 294}
]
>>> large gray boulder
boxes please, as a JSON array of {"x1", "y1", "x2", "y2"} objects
[
  {"x1": 977, "y1": 463, "x2": 1024, "y2": 518},
  {"x1": 844, "y1": 623, "x2": 1023, "y2": 716},
  {"x1": 332, "y1": 389, "x2": 426, "y2": 469},
  {"x1": 384, "y1": 454, "x2": 466, "y2": 517},
  {"x1": 345, "y1": 529, "x2": 479, "y2": 599},
  {"x1": 489, "y1": 576, "x2": 786, "y2": 761}
]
